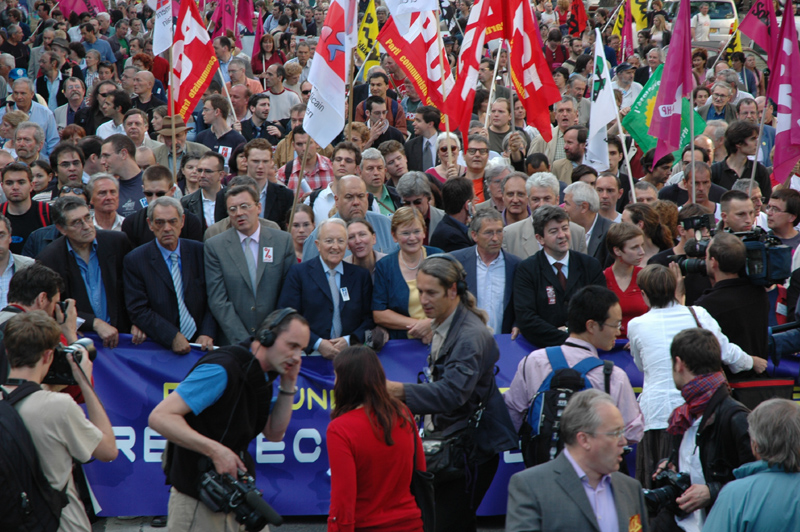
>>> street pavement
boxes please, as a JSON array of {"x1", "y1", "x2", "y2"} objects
[{"x1": 92, "y1": 515, "x2": 507, "y2": 531}]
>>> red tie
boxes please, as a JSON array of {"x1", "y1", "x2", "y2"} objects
[{"x1": 555, "y1": 262, "x2": 567, "y2": 291}]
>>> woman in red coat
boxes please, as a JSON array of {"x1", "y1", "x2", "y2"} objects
[
  {"x1": 252, "y1": 33, "x2": 286, "y2": 82},
  {"x1": 327, "y1": 346, "x2": 425, "y2": 532},
  {"x1": 604, "y1": 222, "x2": 648, "y2": 339}
]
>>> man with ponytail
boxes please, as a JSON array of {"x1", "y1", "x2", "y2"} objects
[{"x1": 386, "y1": 254, "x2": 517, "y2": 532}]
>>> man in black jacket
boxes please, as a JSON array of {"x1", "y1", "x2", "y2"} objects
[
  {"x1": 513, "y1": 205, "x2": 605, "y2": 347},
  {"x1": 695, "y1": 232, "x2": 787, "y2": 409},
  {"x1": 653, "y1": 327, "x2": 754, "y2": 531},
  {"x1": 430, "y1": 177, "x2": 474, "y2": 252},
  {"x1": 121, "y1": 165, "x2": 203, "y2": 247}
]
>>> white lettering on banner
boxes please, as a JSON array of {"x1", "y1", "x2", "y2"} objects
[
  {"x1": 181, "y1": 16, "x2": 211, "y2": 46},
  {"x1": 294, "y1": 429, "x2": 322, "y2": 463},
  {"x1": 144, "y1": 428, "x2": 167, "y2": 463},
  {"x1": 504, "y1": 450, "x2": 523, "y2": 464},
  {"x1": 257, "y1": 438, "x2": 287, "y2": 463},
  {"x1": 114, "y1": 426, "x2": 136, "y2": 462}
]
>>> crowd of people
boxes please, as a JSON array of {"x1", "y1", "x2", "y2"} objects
[{"x1": 1, "y1": 0, "x2": 800, "y2": 531}]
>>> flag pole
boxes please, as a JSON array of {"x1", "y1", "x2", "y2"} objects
[
  {"x1": 287, "y1": 144, "x2": 313, "y2": 232},
  {"x1": 747, "y1": 108, "x2": 768, "y2": 197},
  {"x1": 435, "y1": 10, "x2": 453, "y2": 169},
  {"x1": 168, "y1": 45, "x2": 178, "y2": 183},
  {"x1": 483, "y1": 39, "x2": 503, "y2": 131},
  {"x1": 347, "y1": 47, "x2": 357, "y2": 135},
  {"x1": 604, "y1": 2, "x2": 623, "y2": 34},
  {"x1": 690, "y1": 104, "x2": 696, "y2": 203},
  {"x1": 353, "y1": 39, "x2": 379, "y2": 81},
  {"x1": 709, "y1": 32, "x2": 737, "y2": 73}
]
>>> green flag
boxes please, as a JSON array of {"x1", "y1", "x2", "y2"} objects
[{"x1": 622, "y1": 65, "x2": 706, "y2": 157}]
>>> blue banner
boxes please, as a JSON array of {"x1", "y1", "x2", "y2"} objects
[{"x1": 82, "y1": 335, "x2": 800, "y2": 516}]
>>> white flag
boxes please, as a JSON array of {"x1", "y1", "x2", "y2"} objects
[
  {"x1": 586, "y1": 28, "x2": 618, "y2": 173},
  {"x1": 149, "y1": 0, "x2": 173, "y2": 56}
]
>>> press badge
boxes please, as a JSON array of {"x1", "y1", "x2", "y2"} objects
[
  {"x1": 546, "y1": 286, "x2": 556, "y2": 305},
  {"x1": 340, "y1": 287, "x2": 350, "y2": 301},
  {"x1": 262, "y1": 247, "x2": 273, "y2": 263}
]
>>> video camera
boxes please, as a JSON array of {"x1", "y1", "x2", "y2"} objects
[
  {"x1": 198, "y1": 470, "x2": 283, "y2": 531},
  {"x1": 669, "y1": 222, "x2": 791, "y2": 286},
  {"x1": 642, "y1": 469, "x2": 692, "y2": 519},
  {"x1": 42, "y1": 338, "x2": 97, "y2": 386}
]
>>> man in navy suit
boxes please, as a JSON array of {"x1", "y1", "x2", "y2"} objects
[
  {"x1": 123, "y1": 196, "x2": 216, "y2": 354},
  {"x1": 278, "y1": 218, "x2": 373, "y2": 358},
  {"x1": 404, "y1": 105, "x2": 441, "y2": 172},
  {"x1": 451, "y1": 209, "x2": 521, "y2": 335},
  {"x1": 514, "y1": 205, "x2": 606, "y2": 348}
]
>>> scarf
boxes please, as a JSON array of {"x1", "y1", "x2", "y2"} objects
[{"x1": 666, "y1": 371, "x2": 727, "y2": 436}]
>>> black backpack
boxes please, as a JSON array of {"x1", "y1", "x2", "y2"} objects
[
  {"x1": 0, "y1": 380, "x2": 68, "y2": 532},
  {"x1": 519, "y1": 346, "x2": 613, "y2": 468}
]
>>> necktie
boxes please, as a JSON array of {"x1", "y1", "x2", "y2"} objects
[
  {"x1": 169, "y1": 253, "x2": 197, "y2": 340},
  {"x1": 422, "y1": 139, "x2": 433, "y2": 170},
  {"x1": 328, "y1": 270, "x2": 342, "y2": 338},
  {"x1": 554, "y1": 262, "x2": 567, "y2": 291},
  {"x1": 243, "y1": 237, "x2": 258, "y2": 295}
]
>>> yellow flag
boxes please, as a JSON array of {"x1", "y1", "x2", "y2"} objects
[
  {"x1": 357, "y1": 0, "x2": 379, "y2": 60},
  {"x1": 725, "y1": 19, "x2": 743, "y2": 57},
  {"x1": 630, "y1": 0, "x2": 648, "y2": 31},
  {"x1": 612, "y1": 1, "x2": 626, "y2": 37}
]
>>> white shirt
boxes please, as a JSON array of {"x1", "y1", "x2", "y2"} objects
[
  {"x1": 544, "y1": 249, "x2": 570, "y2": 279},
  {"x1": 691, "y1": 13, "x2": 711, "y2": 42},
  {"x1": 95, "y1": 120, "x2": 125, "y2": 139},
  {"x1": 92, "y1": 212, "x2": 125, "y2": 231},
  {"x1": 585, "y1": 213, "x2": 600, "y2": 248},
  {"x1": 676, "y1": 418, "x2": 706, "y2": 532},
  {"x1": 304, "y1": 184, "x2": 335, "y2": 223},
  {"x1": 0, "y1": 254, "x2": 15, "y2": 309},
  {"x1": 475, "y1": 248, "x2": 505, "y2": 334},
  {"x1": 237, "y1": 224, "x2": 261, "y2": 266},
  {"x1": 611, "y1": 80, "x2": 643, "y2": 108},
  {"x1": 627, "y1": 303, "x2": 753, "y2": 431},
  {"x1": 202, "y1": 195, "x2": 216, "y2": 229}
]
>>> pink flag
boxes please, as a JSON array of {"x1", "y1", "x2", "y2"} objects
[
  {"x1": 739, "y1": 0, "x2": 779, "y2": 97},
  {"x1": 252, "y1": 8, "x2": 264, "y2": 58},
  {"x1": 620, "y1": 0, "x2": 635, "y2": 63},
  {"x1": 648, "y1": 0, "x2": 692, "y2": 166},
  {"x1": 237, "y1": 0, "x2": 255, "y2": 32},
  {"x1": 771, "y1": 10, "x2": 800, "y2": 183},
  {"x1": 211, "y1": 0, "x2": 241, "y2": 48}
]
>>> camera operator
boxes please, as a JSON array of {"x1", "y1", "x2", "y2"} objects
[
  {"x1": 695, "y1": 233, "x2": 781, "y2": 409},
  {"x1": 0, "y1": 262, "x2": 78, "y2": 383},
  {"x1": 1, "y1": 311, "x2": 118, "y2": 532},
  {"x1": 651, "y1": 328, "x2": 754, "y2": 532},
  {"x1": 648, "y1": 204, "x2": 712, "y2": 305},
  {"x1": 148, "y1": 308, "x2": 309, "y2": 532}
]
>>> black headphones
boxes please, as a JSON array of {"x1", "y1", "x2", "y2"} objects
[
  {"x1": 426, "y1": 253, "x2": 468, "y2": 295},
  {"x1": 258, "y1": 307, "x2": 299, "y2": 347}
]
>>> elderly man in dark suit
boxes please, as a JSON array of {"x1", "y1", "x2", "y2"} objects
[
  {"x1": 513, "y1": 205, "x2": 606, "y2": 348},
  {"x1": 450, "y1": 209, "x2": 521, "y2": 335},
  {"x1": 204, "y1": 183, "x2": 294, "y2": 345},
  {"x1": 563, "y1": 181, "x2": 614, "y2": 268},
  {"x1": 506, "y1": 389, "x2": 649, "y2": 532},
  {"x1": 277, "y1": 218, "x2": 373, "y2": 359},
  {"x1": 123, "y1": 196, "x2": 216, "y2": 354},
  {"x1": 37, "y1": 196, "x2": 132, "y2": 347}
]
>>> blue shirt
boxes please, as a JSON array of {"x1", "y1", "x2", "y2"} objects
[
  {"x1": 155, "y1": 239, "x2": 181, "y2": 273},
  {"x1": 46, "y1": 72, "x2": 62, "y2": 111},
  {"x1": 707, "y1": 105, "x2": 727, "y2": 121},
  {"x1": 83, "y1": 38, "x2": 116, "y2": 64},
  {"x1": 0, "y1": 101, "x2": 59, "y2": 157},
  {"x1": 67, "y1": 239, "x2": 108, "y2": 323},
  {"x1": 175, "y1": 364, "x2": 228, "y2": 415}
]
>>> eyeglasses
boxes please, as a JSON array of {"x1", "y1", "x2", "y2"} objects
[
  {"x1": 601, "y1": 320, "x2": 623, "y2": 330},
  {"x1": 144, "y1": 190, "x2": 168, "y2": 198},
  {"x1": 67, "y1": 213, "x2": 92, "y2": 228},
  {"x1": 301, "y1": 89, "x2": 311, "y2": 95},
  {"x1": 766, "y1": 205, "x2": 787, "y2": 214},
  {"x1": 228, "y1": 203, "x2": 257, "y2": 214},
  {"x1": 439, "y1": 146, "x2": 459, "y2": 153},
  {"x1": 587, "y1": 429, "x2": 626, "y2": 440},
  {"x1": 466, "y1": 148, "x2": 489, "y2": 155},
  {"x1": 711, "y1": 93, "x2": 729, "y2": 100},
  {"x1": 60, "y1": 186, "x2": 84, "y2": 195}
]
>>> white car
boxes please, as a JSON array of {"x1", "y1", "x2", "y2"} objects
[{"x1": 663, "y1": 0, "x2": 738, "y2": 43}]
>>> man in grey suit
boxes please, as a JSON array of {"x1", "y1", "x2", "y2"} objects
[
  {"x1": 563, "y1": 181, "x2": 614, "y2": 268},
  {"x1": 204, "y1": 184, "x2": 294, "y2": 345},
  {"x1": 506, "y1": 389, "x2": 649, "y2": 532},
  {"x1": 503, "y1": 172, "x2": 587, "y2": 259}
]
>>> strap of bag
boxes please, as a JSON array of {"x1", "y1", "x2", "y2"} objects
[
  {"x1": 4, "y1": 379, "x2": 42, "y2": 405},
  {"x1": 545, "y1": 346, "x2": 569, "y2": 371},
  {"x1": 688, "y1": 306, "x2": 703, "y2": 328},
  {"x1": 603, "y1": 360, "x2": 614, "y2": 394},
  {"x1": 570, "y1": 357, "x2": 604, "y2": 377}
]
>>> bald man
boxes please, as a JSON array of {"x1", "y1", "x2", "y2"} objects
[{"x1": 132, "y1": 71, "x2": 167, "y2": 135}]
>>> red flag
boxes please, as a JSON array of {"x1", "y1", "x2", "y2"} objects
[
  {"x1": 377, "y1": 12, "x2": 455, "y2": 124},
  {"x1": 502, "y1": 0, "x2": 562, "y2": 141},
  {"x1": 771, "y1": 9, "x2": 800, "y2": 183},
  {"x1": 252, "y1": 8, "x2": 264, "y2": 58},
  {"x1": 211, "y1": 0, "x2": 241, "y2": 48},
  {"x1": 567, "y1": 0, "x2": 587, "y2": 37},
  {"x1": 171, "y1": 0, "x2": 220, "y2": 119},
  {"x1": 448, "y1": 0, "x2": 493, "y2": 135},
  {"x1": 739, "y1": 0, "x2": 779, "y2": 96},
  {"x1": 237, "y1": 0, "x2": 255, "y2": 32},
  {"x1": 620, "y1": 0, "x2": 635, "y2": 62},
  {"x1": 648, "y1": 0, "x2": 692, "y2": 165}
]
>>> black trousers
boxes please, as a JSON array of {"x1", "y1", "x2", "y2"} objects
[{"x1": 433, "y1": 454, "x2": 500, "y2": 532}]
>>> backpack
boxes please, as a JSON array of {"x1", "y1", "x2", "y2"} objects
[
  {"x1": 0, "y1": 380, "x2": 68, "y2": 532},
  {"x1": 518, "y1": 346, "x2": 613, "y2": 468},
  {"x1": 1, "y1": 201, "x2": 51, "y2": 227}
]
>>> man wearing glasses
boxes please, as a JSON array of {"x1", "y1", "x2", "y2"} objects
[
  {"x1": 100, "y1": 134, "x2": 145, "y2": 217},
  {"x1": 205, "y1": 183, "x2": 294, "y2": 345},
  {"x1": 698, "y1": 81, "x2": 738, "y2": 125},
  {"x1": 503, "y1": 285, "x2": 643, "y2": 454},
  {"x1": 38, "y1": 196, "x2": 132, "y2": 347},
  {"x1": 121, "y1": 164, "x2": 203, "y2": 248}
]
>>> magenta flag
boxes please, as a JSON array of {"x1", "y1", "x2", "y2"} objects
[
  {"x1": 771, "y1": 10, "x2": 800, "y2": 183},
  {"x1": 211, "y1": 0, "x2": 241, "y2": 48},
  {"x1": 252, "y1": 9, "x2": 264, "y2": 58},
  {"x1": 739, "y1": 0, "x2": 779, "y2": 96},
  {"x1": 647, "y1": 0, "x2": 692, "y2": 166}
]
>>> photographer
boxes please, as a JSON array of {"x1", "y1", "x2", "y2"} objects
[
  {"x1": 651, "y1": 328, "x2": 754, "y2": 532},
  {"x1": 1, "y1": 311, "x2": 118, "y2": 532},
  {"x1": 696, "y1": 233, "x2": 784, "y2": 409},
  {"x1": 148, "y1": 309, "x2": 309, "y2": 532}
]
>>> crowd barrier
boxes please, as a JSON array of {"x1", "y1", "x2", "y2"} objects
[{"x1": 82, "y1": 334, "x2": 800, "y2": 516}]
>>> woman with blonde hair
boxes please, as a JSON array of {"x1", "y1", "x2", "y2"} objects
[{"x1": 650, "y1": 14, "x2": 671, "y2": 47}]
